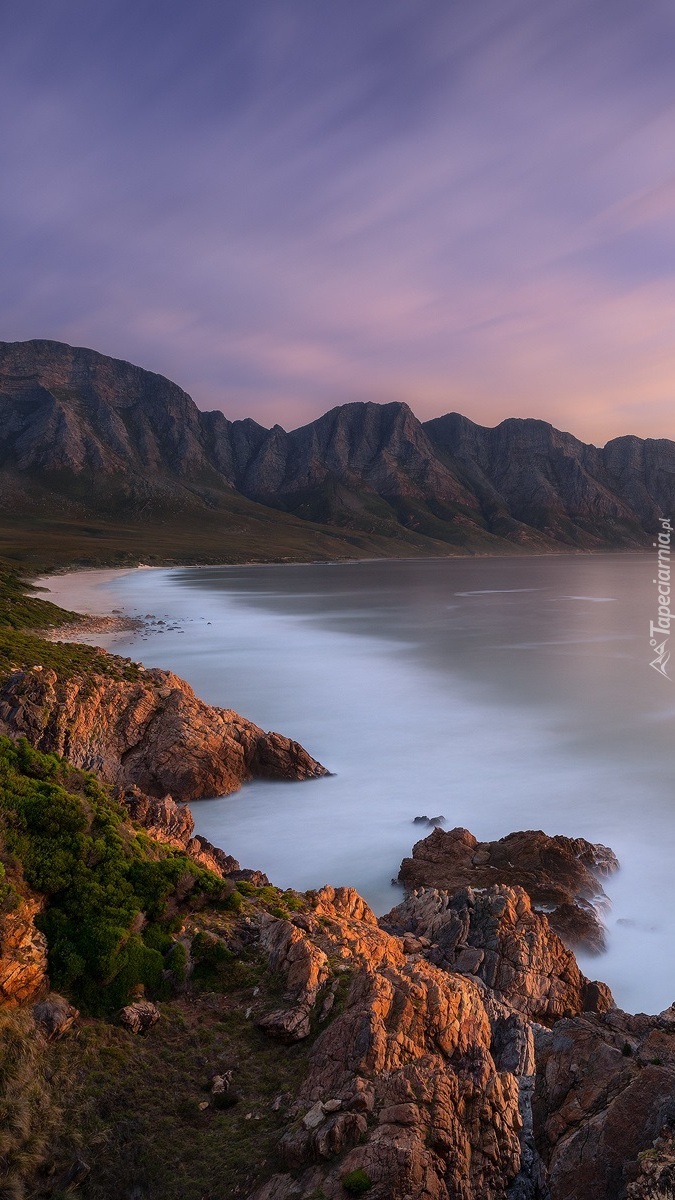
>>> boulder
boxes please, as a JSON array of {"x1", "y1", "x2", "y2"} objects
[
  {"x1": 119, "y1": 1000, "x2": 160, "y2": 1035},
  {"x1": 32, "y1": 994, "x2": 79, "y2": 1038}
]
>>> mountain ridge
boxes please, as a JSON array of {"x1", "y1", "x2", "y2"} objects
[{"x1": 1, "y1": 337, "x2": 673, "y2": 565}]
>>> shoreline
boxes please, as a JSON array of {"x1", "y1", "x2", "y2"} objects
[{"x1": 24, "y1": 552, "x2": 668, "y2": 1016}]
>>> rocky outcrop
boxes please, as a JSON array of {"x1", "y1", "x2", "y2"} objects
[
  {"x1": 626, "y1": 1128, "x2": 675, "y2": 1199},
  {"x1": 399, "y1": 827, "x2": 619, "y2": 953},
  {"x1": 534, "y1": 1005, "x2": 675, "y2": 1200},
  {"x1": 0, "y1": 894, "x2": 48, "y2": 1006},
  {"x1": 120, "y1": 786, "x2": 269, "y2": 884},
  {"x1": 383, "y1": 884, "x2": 613, "y2": 1022},
  {"x1": 248, "y1": 885, "x2": 526, "y2": 1200},
  {"x1": 0, "y1": 664, "x2": 328, "y2": 802}
]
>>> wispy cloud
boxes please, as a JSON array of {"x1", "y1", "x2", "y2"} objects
[{"x1": 2, "y1": 0, "x2": 675, "y2": 442}]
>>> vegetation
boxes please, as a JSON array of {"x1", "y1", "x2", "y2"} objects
[
  {"x1": 342, "y1": 1168, "x2": 374, "y2": 1195},
  {"x1": 46, "y1": 994, "x2": 310, "y2": 1200},
  {"x1": 0, "y1": 567, "x2": 140, "y2": 680},
  {"x1": 0, "y1": 737, "x2": 230, "y2": 1014},
  {"x1": 0, "y1": 733, "x2": 318, "y2": 1197},
  {"x1": 0, "y1": 571, "x2": 322, "y2": 1197},
  {"x1": 0, "y1": 1009, "x2": 69, "y2": 1200}
]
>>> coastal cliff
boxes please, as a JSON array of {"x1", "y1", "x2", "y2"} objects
[
  {"x1": 1, "y1": 720, "x2": 672, "y2": 1199},
  {"x1": 0, "y1": 663, "x2": 327, "y2": 801}
]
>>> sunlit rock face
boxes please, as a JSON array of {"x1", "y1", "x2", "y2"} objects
[{"x1": 0, "y1": 664, "x2": 328, "y2": 802}]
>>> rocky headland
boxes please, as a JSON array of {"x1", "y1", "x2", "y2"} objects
[
  {"x1": 399, "y1": 826, "x2": 619, "y2": 954},
  {"x1": 0, "y1": 662, "x2": 328, "y2": 801}
]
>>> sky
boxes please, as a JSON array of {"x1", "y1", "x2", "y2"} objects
[{"x1": 2, "y1": 0, "x2": 675, "y2": 444}]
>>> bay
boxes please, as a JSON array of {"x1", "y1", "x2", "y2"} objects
[{"x1": 42, "y1": 553, "x2": 675, "y2": 1013}]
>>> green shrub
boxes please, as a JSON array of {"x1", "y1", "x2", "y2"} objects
[
  {"x1": 0, "y1": 737, "x2": 225, "y2": 1013},
  {"x1": 342, "y1": 1169, "x2": 373, "y2": 1195},
  {"x1": 165, "y1": 942, "x2": 188, "y2": 984}
]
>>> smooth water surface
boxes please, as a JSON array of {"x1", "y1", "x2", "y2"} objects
[{"x1": 43, "y1": 554, "x2": 675, "y2": 1012}]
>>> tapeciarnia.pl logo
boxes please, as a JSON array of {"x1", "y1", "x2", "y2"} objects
[{"x1": 650, "y1": 516, "x2": 673, "y2": 679}]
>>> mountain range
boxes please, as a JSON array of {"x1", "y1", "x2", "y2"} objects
[{"x1": 1, "y1": 337, "x2": 673, "y2": 566}]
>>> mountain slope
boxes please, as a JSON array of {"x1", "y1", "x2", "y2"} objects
[{"x1": 1, "y1": 338, "x2": 672, "y2": 566}]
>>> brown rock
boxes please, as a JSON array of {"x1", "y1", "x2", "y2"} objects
[
  {"x1": 626, "y1": 1128, "x2": 675, "y2": 1199},
  {"x1": 398, "y1": 826, "x2": 618, "y2": 953},
  {"x1": 251, "y1": 885, "x2": 525, "y2": 1200},
  {"x1": 257, "y1": 1005, "x2": 313, "y2": 1043},
  {"x1": 383, "y1": 885, "x2": 614, "y2": 1022},
  {"x1": 0, "y1": 664, "x2": 329, "y2": 803},
  {"x1": 0, "y1": 894, "x2": 48, "y2": 1006},
  {"x1": 121, "y1": 786, "x2": 269, "y2": 882},
  {"x1": 119, "y1": 1000, "x2": 160, "y2": 1034},
  {"x1": 534, "y1": 1007, "x2": 675, "y2": 1200}
]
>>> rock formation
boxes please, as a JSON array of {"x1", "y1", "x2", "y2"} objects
[
  {"x1": 0, "y1": 893, "x2": 48, "y2": 1006},
  {"x1": 247, "y1": 886, "x2": 526, "y2": 1200},
  {"x1": 399, "y1": 826, "x2": 619, "y2": 953},
  {"x1": 240, "y1": 880, "x2": 675, "y2": 1200},
  {"x1": 383, "y1": 884, "x2": 614, "y2": 1021},
  {"x1": 121, "y1": 785, "x2": 269, "y2": 883},
  {"x1": 0, "y1": 663, "x2": 328, "y2": 802},
  {"x1": 534, "y1": 1006, "x2": 675, "y2": 1200}
]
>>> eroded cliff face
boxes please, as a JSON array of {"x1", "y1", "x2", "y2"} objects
[
  {"x1": 0, "y1": 893, "x2": 48, "y2": 1007},
  {"x1": 0, "y1": 664, "x2": 328, "y2": 802},
  {"x1": 247, "y1": 886, "x2": 526, "y2": 1200}
]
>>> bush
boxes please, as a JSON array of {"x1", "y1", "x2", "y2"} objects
[
  {"x1": 0, "y1": 737, "x2": 225, "y2": 1012},
  {"x1": 165, "y1": 942, "x2": 188, "y2": 984},
  {"x1": 342, "y1": 1169, "x2": 373, "y2": 1195}
]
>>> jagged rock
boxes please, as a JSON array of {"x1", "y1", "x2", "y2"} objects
[
  {"x1": 398, "y1": 827, "x2": 618, "y2": 953},
  {"x1": 250, "y1": 886, "x2": 525, "y2": 1199},
  {"x1": 0, "y1": 894, "x2": 48, "y2": 1006},
  {"x1": 626, "y1": 1128, "x2": 675, "y2": 1199},
  {"x1": 533, "y1": 1007, "x2": 675, "y2": 1200},
  {"x1": 257, "y1": 913, "x2": 330, "y2": 1005},
  {"x1": 382, "y1": 885, "x2": 614, "y2": 1021},
  {"x1": 32, "y1": 994, "x2": 79, "y2": 1038},
  {"x1": 119, "y1": 1000, "x2": 160, "y2": 1034},
  {"x1": 0, "y1": 664, "x2": 329, "y2": 803},
  {"x1": 121, "y1": 787, "x2": 195, "y2": 848},
  {"x1": 257, "y1": 1005, "x2": 313, "y2": 1043},
  {"x1": 121, "y1": 787, "x2": 270, "y2": 883}
]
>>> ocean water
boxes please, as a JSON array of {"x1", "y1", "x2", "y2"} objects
[{"x1": 42, "y1": 553, "x2": 675, "y2": 1014}]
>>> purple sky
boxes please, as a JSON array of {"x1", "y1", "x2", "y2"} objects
[{"x1": 2, "y1": 0, "x2": 675, "y2": 443}]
